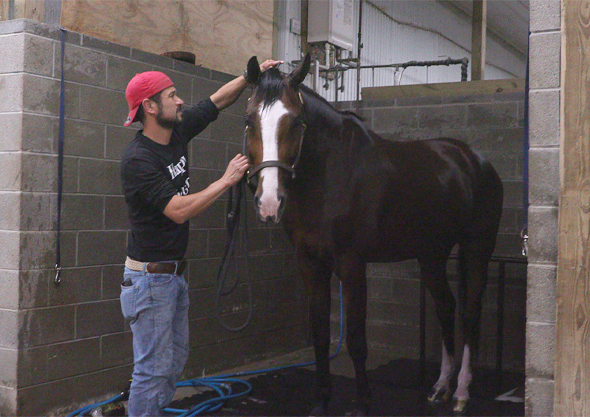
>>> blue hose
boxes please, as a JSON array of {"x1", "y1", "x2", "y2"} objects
[{"x1": 67, "y1": 283, "x2": 344, "y2": 417}]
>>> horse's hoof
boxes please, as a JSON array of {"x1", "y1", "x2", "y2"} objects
[
  {"x1": 452, "y1": 398, "x2": 468, "y2": 414},
  {"x1": 309, "y1": 404, "x2": 327, "y2": 417},
  {"x1": 428, "y1": 387, "x2": 451, "y2": 403}
]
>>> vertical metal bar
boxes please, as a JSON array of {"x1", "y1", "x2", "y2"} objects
[
  {"x1": 356, "y1": 0, "x2": 363, "y2": 108},
  {"x1": 496, "y1": 260, "x2": 506, "y2": 390},
  {"x1": 419, "y1": 278, "x2": 427, "y2": 390}
]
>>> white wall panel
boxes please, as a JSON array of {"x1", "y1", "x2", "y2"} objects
[{"x1": 274, "y1": 0, "x2": 527, "y2": 102}]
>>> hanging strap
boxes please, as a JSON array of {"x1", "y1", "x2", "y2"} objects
[
  {"x1": 55, "y1": 27, "x2": 66, "y2": 285},
  {"x1": 521, "y1": 30, "x2": 530, "y2": 257}
]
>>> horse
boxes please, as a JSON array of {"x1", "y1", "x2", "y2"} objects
[{"x1": 243, "y1": 54, "x2": 504, "y2": 415}]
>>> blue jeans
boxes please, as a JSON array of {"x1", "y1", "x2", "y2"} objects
[{"x1": 120, "y1": 267, "x2": 190, "y2": 417}]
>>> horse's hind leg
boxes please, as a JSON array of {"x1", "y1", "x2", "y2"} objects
[
  {"x1": 337, "y1": 253, "x2": 370, "y2": 416},
  {"x1": 453, "y1": 238, "x2": 493, "y2": 413},
  {"x1": 419, "y1": 256, "x2": 457, "y2": 404}
]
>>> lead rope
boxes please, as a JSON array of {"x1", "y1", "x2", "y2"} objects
[
  {"x1": 54, "y1": 27, "x2": 67, "y2": 286},
  {"x1": 214, "y1": 129, "x2": 253, "y2": 331}
]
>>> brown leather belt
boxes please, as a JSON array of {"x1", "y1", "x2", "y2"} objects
[{"x1": 125, "y1": 257, "x2": 186, "y2": 275}]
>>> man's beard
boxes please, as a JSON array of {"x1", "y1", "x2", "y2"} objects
[{"x1": 155, "y1": 107, "x2": 182, "y2": 129}]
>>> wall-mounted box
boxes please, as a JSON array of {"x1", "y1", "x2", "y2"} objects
[{"x1": 308, "y1": 0, "x2": 355, "y2": 50}]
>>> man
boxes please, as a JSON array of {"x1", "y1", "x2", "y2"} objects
[{"x1": 119, "y1": 58, "x2": 281, "y2": 416}]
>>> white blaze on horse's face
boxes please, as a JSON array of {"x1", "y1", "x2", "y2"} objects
[{"x1": 257, "y1": 100, "x2": 289, "y2": 222}]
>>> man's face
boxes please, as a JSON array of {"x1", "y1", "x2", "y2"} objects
[{"x1": 155, "y1": 86, "x2": 184, "y2": 129}]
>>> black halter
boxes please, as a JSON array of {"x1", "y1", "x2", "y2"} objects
[{"x1": 246, "y1": 92, "x2": 306, "y2": 189}]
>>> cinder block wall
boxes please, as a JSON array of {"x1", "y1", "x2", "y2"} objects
[
  {"x1": 334, "y1": 84, "x2": 527, "y2": 370},
  {"x1": 526, "y1": 0, "x2": 561, "y2": 415},
  {"x1": 0, "y1": 19, "x2": 307, "y2": 416}
]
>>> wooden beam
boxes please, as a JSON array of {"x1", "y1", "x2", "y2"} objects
[
  {"x1": 554, "y1": 0, "x2": 590, "y2": 414},
  {"x1": 471, "y1": 0, "x2": 486, "y2": 80}
]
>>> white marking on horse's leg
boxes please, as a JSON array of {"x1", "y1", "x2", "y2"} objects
[
  {"x1": 428, "y1": 342, "x2": 455, "y2": 402},
  {"x1": 258, "y1": 101, "x2": 288, "y2": 220},
  {"x1": 454, "y1": 344, "x2": 473, "y2": 401},
  {"x1": 434, "y1": 343, "x2": 455, "y2": 391}
]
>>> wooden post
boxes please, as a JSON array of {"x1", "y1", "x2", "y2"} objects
[
  {"x1": 554, "y1": 0, "x2": 590, "y2": 414},
  {"x1": 470, "y1": 0, "x2": 486, "y2": 81}
]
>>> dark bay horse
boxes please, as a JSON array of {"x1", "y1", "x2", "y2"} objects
[{"x1": 244, "y1": 54, "x2": 503, "y2": 415}]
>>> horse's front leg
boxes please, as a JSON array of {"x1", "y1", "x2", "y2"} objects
[
  {"x1": 338, "y1": 253, "x2": 370, "y2": 416},
  {"x1": 299, "y1": 253, "x2": 334, "y2": 416}
]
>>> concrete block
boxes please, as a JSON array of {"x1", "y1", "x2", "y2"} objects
[
  {"x1": 486, "y1": 151, "x2": 521, "y2": 180},
  {"x1": 502, "y1": 179, "x2": 524, "y2": 208},
  {"x1": 101, "y1": 331, "x2": 133, "y2": 368},
  {"x1": 530, "y1": 0, "x2": 561, "y2": 32},
  {"x1": 78, "y1": 158, "x2": 122, "y2": 195},
  {"x1": 0, "y1": 192, "x2": 21, "y2": 230},
  {"x1": 0, "y1": 113, "x2": 23, "y2": 152},
  {"x1": 527, "y1": 264, "x2": 557, "y2": 324},
  {"x1": 529, "y1": 90, "x2": 560, "y2": 148},
  {"x1": 78, "y1": 85, "x2": 127, "y2": 125},
  {"x1": 191, "y1": 138, "x2": 227, "y2": 170},
  {"x1": 211, "y1": 70, "x2": 234, "y2": 84},
  {"x1": 0, "y1": 34, "x2": 24, "y2": 74},
  {"x1": 0, "y1": 309, "x2": 19, "y2": 349},
  {"x1": 131, "y1": 48, "x2": 173, "y2": 69},
  {"x1": 60, "y1": 194, "x2": 104, "y2": 231},
  {"x1": 186, "y1": 258, "x2": 218, "y2": 289},
  {"x1": 23, "y1": 34, "x2": 54, "y2": 77},
  {"x1": 366, "y1": 276, "x2": 393, "y2": 301},
  {"x1": 59, "y1": 230, "x2": 78, "y2": 268},
  {"x1": 529, "y1": 147, "x2": 559, "y2": 206},
  {"x1": 422, "y1": 103, "x2": 474, "y2": 130},
  {"x1": 20, "y1": 153, "x2": 56, "y2": 192},
  {"x1": 18, "y1": 345, "x2": 48, "y2": 387},
  {"x1": 17, "y1": 364, "x2": 131, "y2": 416},
  {"x1": 19, "y1": 269, "x2": 49, "y2": 309},
  {"x1": 21, "y1": 75, "x2": 80, "y2": 117},
  {"x1": 20, "y1": 192, "x2": 51, "y2": 231},
  {"x1": 367, "y1": 300, "x2": 420, "y2": 326},
  {"x1": 80, "y1": 34, "x2": 131, "y2": 59},
  {"x1": 526, "y1": 322, "x2": 555, "y2": 378},
  {"x1": 188, "y1": 288, "x2": 216, "y2": 321},
  {"x1": 467, "y1": 102, "x2": 520, "y2": 128},
  {"x1": 55, "y1": 44, "x2": 107, "y2": 87},
  {"x1": 185, "y1": 229, "x2": 211, "y2": 259},
  {"x1": 76, "y1": 300, "x2": 125, "y2": 338},
  {"x1": 210, "y1": 112, "x2": 245, "y2": 144},
  {"x1": 105, "y1": 125, "x2": 135, "y2": 160},
  {"x1": 101, "y1": 264, "x2": 125, "y2": 300},
  {"x1": 19, "y1": 231, "x2": 57, "y2": 270},
  {"x1": 105, "y1": 196, "x2": 128, "y2": 230},
  {"x1": 62, "y1": 156, "x2": 80, "y2": 193},
  {"x1": 0, "y1": 270, "x2": 19, "y2": 310},
  {"x1": 0, "y1": 231, "x2": 20, "y2": 270},
  {"x1": 528, "y1": 206, "x2": 559, "y2": 264},
  {"x1": 0, "y1": 385, "x2": 17, "y2": 416},
  {"x1": 22, "y1": 113, "x2": 55, "y2": 153},
  {"x1": 188, "y1": 199, "x2": 224, "y2": 229},
  {"x1": 48, "y1": 267, "x2": 102, "y2": 306},
  {"x1": 530, "y1": 33, "x2": 561, "y2": 90},
  {"x1": 46, "y1": 337, "x2": 102, "y2": 380},
  {"x1": 106, "y1": 56, "x2": 151, "y2": 92},
  {"x1": 77, "y1": 231, "x2": 127, "y2": 266},
  {"x1": 54, "y1": 119, "x2": 105, "y2": 158},
  {"x1": 371, "y1": 107, "x2": 420, "y2": 134},
  {"x1": 0, "y1": 73, "x2": 24, "y2": 112},
  {"x1": 525, "y1": 377, "x2": 554, "y2": 417}
]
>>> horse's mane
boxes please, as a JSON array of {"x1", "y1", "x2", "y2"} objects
[{"x1": 256, "y1": 68, "x2": 374, "y2": 145}]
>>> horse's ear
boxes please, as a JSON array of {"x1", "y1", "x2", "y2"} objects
[
  {"x1": 289, "y1": 53, "x2": 311, "y2": 88},
  {"x1": 247, "y1": 56, "x2": 261, "y2": 85}
]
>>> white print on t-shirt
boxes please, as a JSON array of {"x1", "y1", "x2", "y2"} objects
[
  {"x1": 178, "y1": 178, "x2": 190, "y2": 196},
  {"x1": 167, "y1": 156, "x2": 187, "y2": 180}
]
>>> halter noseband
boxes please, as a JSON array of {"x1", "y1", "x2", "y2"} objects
[{"x1": 246, "y1": 92, "x2": 306, "y2": 186}]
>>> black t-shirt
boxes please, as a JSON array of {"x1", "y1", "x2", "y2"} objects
[{"x1": 121, "y1": 98, "x2": 219, "y2": 262}]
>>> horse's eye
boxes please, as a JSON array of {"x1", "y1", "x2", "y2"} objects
[
  {"x1": 293, "y1": 117, "x2": 304, "y2": 129},
  {"x1": 244, "y1": 115, "x2": 254, "y2": 128}
]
